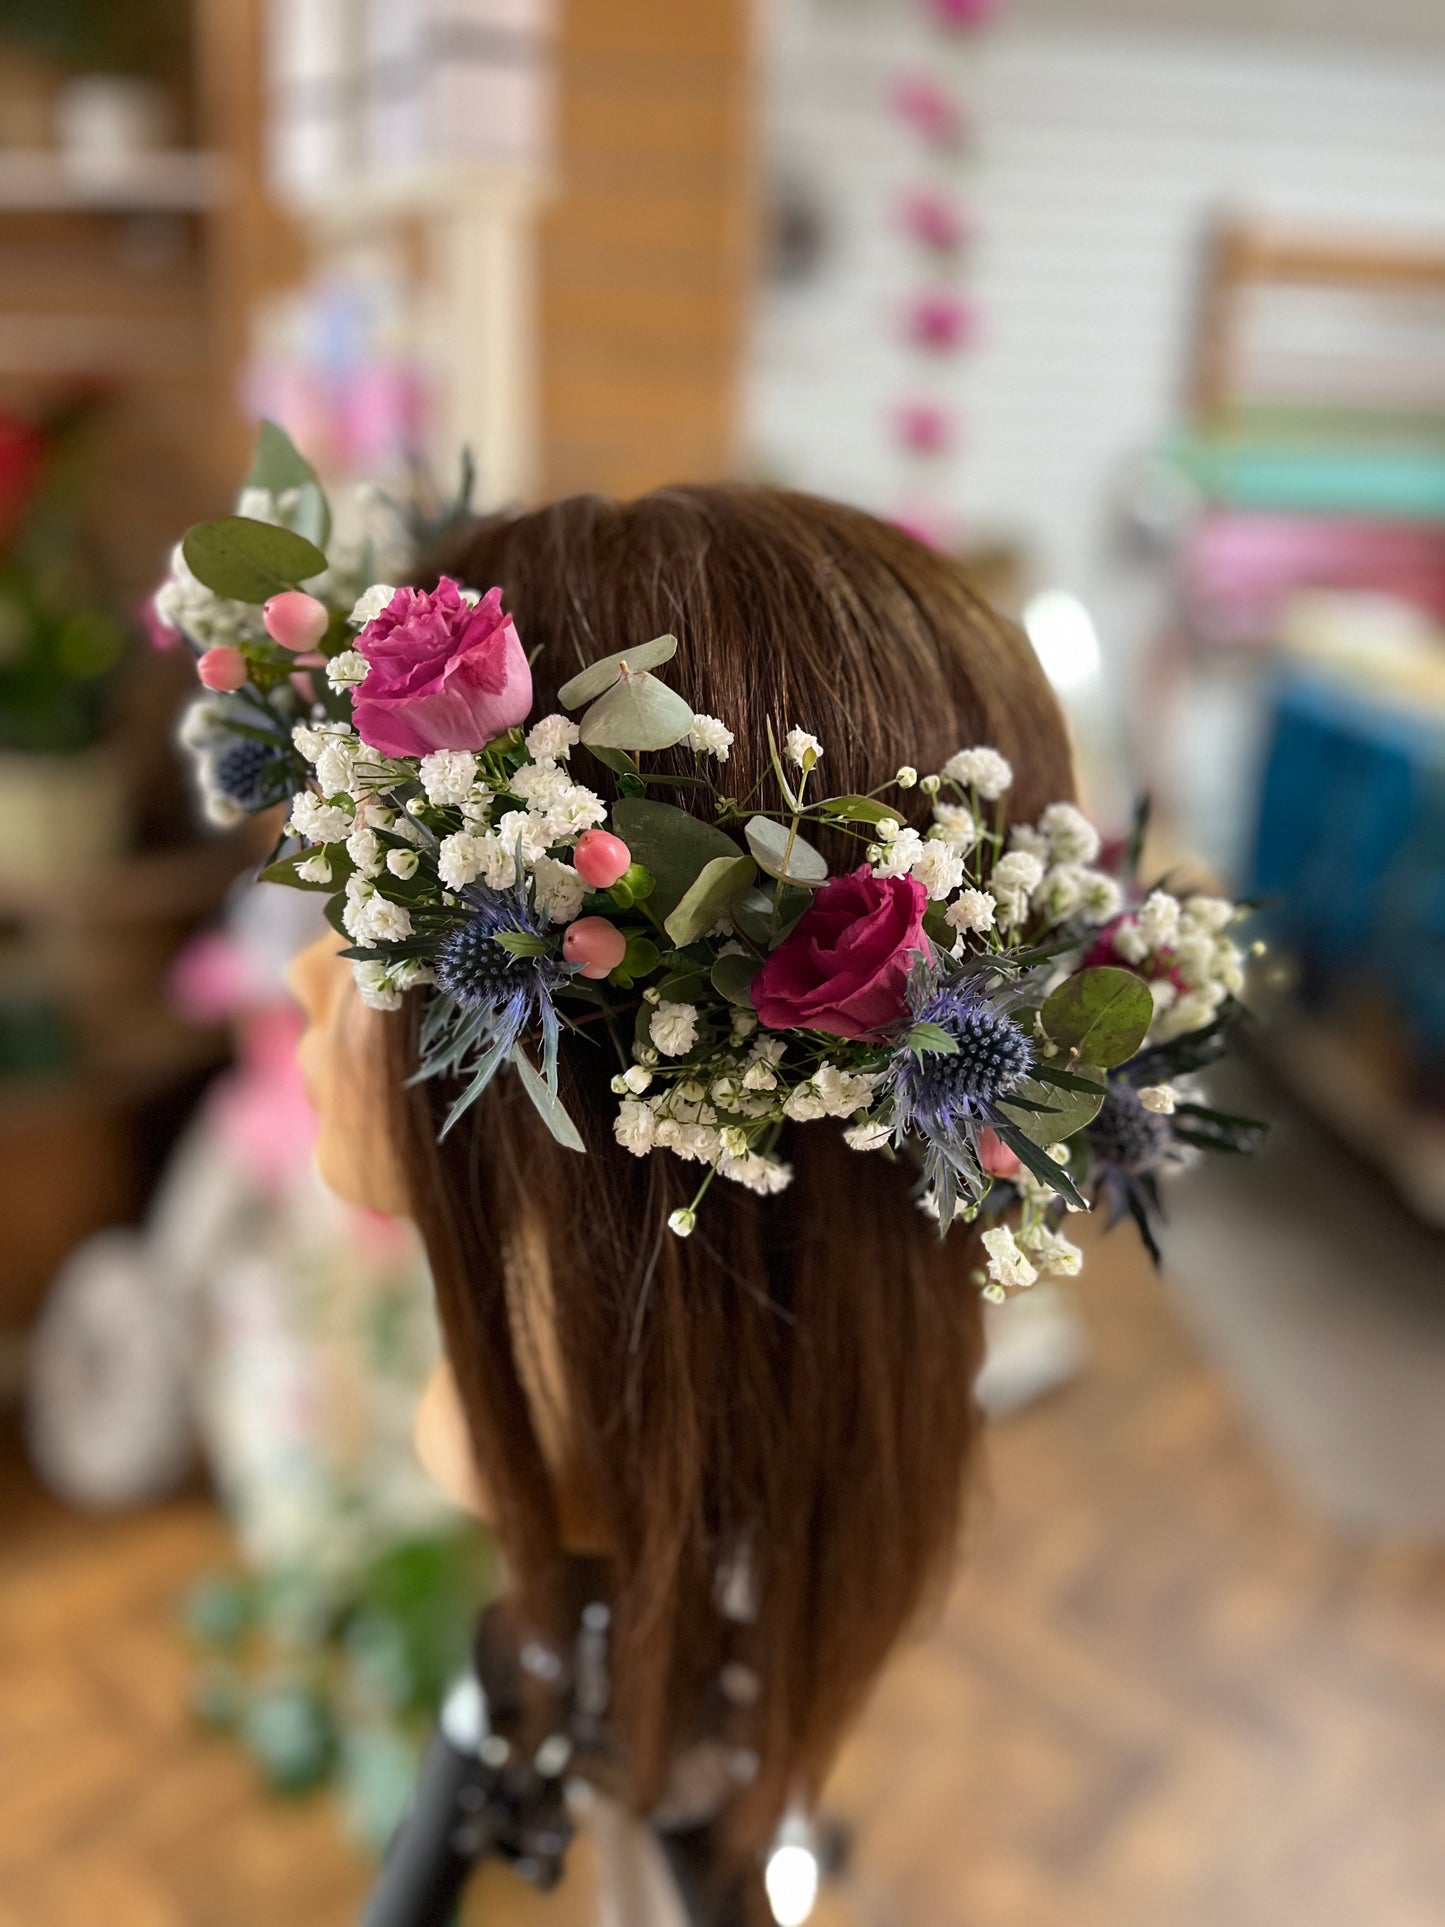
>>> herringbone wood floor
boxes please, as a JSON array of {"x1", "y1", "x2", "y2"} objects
[{"x1": 2, "y1": 1226, "x2": 1442, "y2": 1927}]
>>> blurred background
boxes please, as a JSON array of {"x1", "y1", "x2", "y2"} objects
[{"x1": 0, "y1": 2, "x2": 1442, "y2": 1923}]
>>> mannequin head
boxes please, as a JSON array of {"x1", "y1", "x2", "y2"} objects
[{"x1": 299, "y1": 485, "x2": 1072, "y2": 1867}]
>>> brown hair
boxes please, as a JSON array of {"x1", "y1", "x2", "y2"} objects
[{"x1": 386, "y1": 486, "x2": 1072, "y2": 1882}]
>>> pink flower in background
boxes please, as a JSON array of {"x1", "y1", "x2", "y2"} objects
[
  {"x1": 140, "y1": 592, "x2": 179, "y2": 652},
  {"x1": 892, "y1": 74, "x2": 966, "y2": 148},
  {"x1": 897, "y1": 402, "x2": 955, "y2": 455},
  {"x1": 978, "y1": 1128, "x2": 1022, "y2": 1179},
  {"x1": 926, "y1": 0, "x2": 1005, "y2": 29},
  {"x1": 352, "y1": 579, "x2": 531, "y2": 757},
  {"x1": 891, "y1": 504, "x2": 958, "y2": 552},
  {"x1": 905, "y1": 291, "x2": 978, "y2": 351},
  {"x1": 899, "y1": 189, "x2": 969, "y2": 253},
  {"x1": 755, "y1": 866, "x2": 930, "y2": 1041}
]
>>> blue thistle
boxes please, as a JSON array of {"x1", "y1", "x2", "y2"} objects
[
  {"x1": 884, "y1": 962, "x2": 1038, "y2": 1229},
  {"x1": 1090, "y1": 1081, "x2": 1172, "y2": 1180},
  {"x1": 210, "y1": 736, "x2": 295, "y2": 811},
  {"x1": 423, "y1": 880, "x2": 573, "y2": 1137}
]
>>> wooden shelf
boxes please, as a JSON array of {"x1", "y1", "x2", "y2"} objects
[{"x1": 0, "y1": 150, "x2": 229, "y2": 215}]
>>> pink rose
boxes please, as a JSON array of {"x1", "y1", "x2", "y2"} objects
[
  {"x1": 754, "y1": 866, "x2": 930, "y2": 1041},
  {"x1": 351, "y1": 578, "x2": 531, "y2": 757}
]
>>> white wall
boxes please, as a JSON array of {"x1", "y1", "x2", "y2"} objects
[{"x1": 745, "y1": 8, "x2": 1445, "y2": 684}]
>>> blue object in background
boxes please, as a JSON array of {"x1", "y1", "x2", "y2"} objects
[{"x1": 1250, "y1": 669, "x2": 1445, "y2": 1085}]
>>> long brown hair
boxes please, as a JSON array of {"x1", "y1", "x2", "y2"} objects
[{"x1": 385, "y1": 486, "x2": 1072, "y2": 1877}]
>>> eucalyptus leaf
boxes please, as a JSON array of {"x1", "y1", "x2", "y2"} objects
[
  {"x1": 663, "y1": 854, "x2": 757, "y2": 946},
  {"x1": 1040, "y1": 966, "x2": 1153, "y2": 1069},
  {"x1": 558, "y1": 635, "x2": 678, "y2": 710},
  {"x1": 997, "y1": 1067, "x2": 1104, "y2": 1145},
  {"x1": 731, "y1": 883, "x2": 809, "y2": 947},
  {"x1": 512, "y1": 1050, "x2": 586, "y2": 1153},
  {"x1": 611, "y1": 935, "x2": 661, "y2": 985},
  {"x1": 711, "y1": 951, "x2": 758, "y2": 1006},
  {"x1": 182, "y1": 517, "x2": 328, "y2": 603},
  {"x1": 744, "y1": 815, "x2": 829, "y2": 886},
  {"x1": 609, "y1": 799, "x2": 743, "y2": 918},
  {"x1": 579, "y1": 671, "x2": 694, "y2": 753}
]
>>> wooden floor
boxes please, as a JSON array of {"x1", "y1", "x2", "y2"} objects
[{"x1": 2, "y1": 1228, "x2": 1442, "y2": 1927}]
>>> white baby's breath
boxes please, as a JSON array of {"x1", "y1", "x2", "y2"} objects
[
  {"x1": 946, "y1": 888, "x2": 996, "y2": 936},
  {"x1": 326, "y1": 650, "x2": 369, "y2": 692},
  {"x1": 981, "y1": 1224, "x2": 1037, "y2": 1291},
  {"x1": 419, "y1": 750, "x2": 479, "y2": 807},
  {"x1": 1139, "y1": 1084, "x2": 1178, "y2": 1114},
  {"x1": 651, "y1": 1001, "x2": 700, "y2": 1058},
  {"x1": 525, "y1": 713, "x2": 581, "y2": 762},
  {"x1": 687, "y1": 714, "x2": 733, "y2": 761},
  {"x1": 349, "y1": 584, "x2": 395, "y2": 627},
  {"x1": 943, "y1": 746, "x2": 1012, "y2": 798},
  {"x1": 785, "y1": 727, "x2": 822, "y2": 771},
  {"x1": 386, "y1": 848, "x2": 419, "y2": 880},
  {"x1": 288, "y1": 791, "x2": 351, "y2": 844}
]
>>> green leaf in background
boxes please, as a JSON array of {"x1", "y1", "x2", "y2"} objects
[
  {"x1": 663, "y1": 853, "x2": 757, "y2": 945},
  {"x1": 745, "y1": 814, "x2": 829, "y2": 886},
  {"x1": 579, "y1": 669, "x2": 694, "y2": 752},
  {"x1": 711, "y1": 950, "x2": 758, "y2": 1006},
  {"x1": 558, "y1": 634, "x2": 678, "y2": 709},
  {"x1": 998, "y1": 1066, "x2": 1104, "y2": 1145},
  {"x1": 1040, "y1": 966, "x2": 1153, "y2": 1069},
  {"x1": 512, "y1": 1049, "x2": 586, "y2": 1152},
  {"x1": 247, "y1": 419, "x2": 331, "y2": 547},
  {"x1": 609, "y1": 798, "x2": 743, "y2": 917},
  {"x1": 817, "y1": 793, "x2": 899, "y2": 826},
  {"x1": 182, "y1": 517, "x2": 328, "y2": 604},
  {"x1": 258, "y1": 848, "x2": 354, "y2": 893}
]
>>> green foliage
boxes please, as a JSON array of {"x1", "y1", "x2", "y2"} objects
[
  {"x1": 578, "y1": 669, "x2": 694, "y2": 752},
  {"x1": 817, "y1": 793, "x2": 898, "y2": 826},
  {"x1": 609, "y1": 798, "x2": 744, "y2": 918},
  {"x1": 998, "y1": 1068, "x2": 1104, "y2": 1145},
  {"x1": 906, "y1": 1021, "x2": 959, "y2": 1057},
  {"x1": 492, "y1": 927, "x2": 550, "y2": 957},
  {"x1": 258, "y1": 848, "x2": 355, "y2": 893},
  {"x1": 744, "y1": 814, "x2": 829, "y2": 885},
  {"x1": 557, "y1": 634, "x2": 677, "y2": 709},
  {"x1": 610, "y1": 934, "x2": 661, "y2": 985},
  {"x1": 711, "y1": 950, "x2": 758, "y2": 1006},
  {"x1": 1040, "y1": 966, "x2": 1153, "y2": 1068},
  {"x1": 663, "y1": 853, "x2": 757, "y2": 945},
  {"x1": 181, "y1": 517, "x2": 327, "y2": 603},
  {"x1": 247, "y1": 419, "x2": 331, "y2": 547}
]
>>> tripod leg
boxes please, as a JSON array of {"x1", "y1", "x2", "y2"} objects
[{"x1": 361, "y1": 1726, "x2": 487, "y2": 1927}]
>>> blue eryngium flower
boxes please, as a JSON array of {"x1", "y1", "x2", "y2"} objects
[
  {"x1": 423, "y1": 878, "x2": 572, "y2": 1135},
  {"x1": 885, "y1": 961, "x2": 1036, "y2": 1229}
]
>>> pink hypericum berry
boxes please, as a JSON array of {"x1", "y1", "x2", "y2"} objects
[
  {"x1": 573, "y1": 829, "x2": 632, "y2": 890},
  {"x1": 978, "y1": 1128, "x2": 1022, "y2": 1179},
  {"x1": 562, "y1": 916, "x2": 628, "y2": 980},
  {"x1": 197, "y1": 646, "x2": 247, "y2": 691},
  {"x1": 897, "y1": 402, "x2": 954, "y2": 454},
  {"x1": 263, "y1": 590, "x2": 329, "y2": 651}
]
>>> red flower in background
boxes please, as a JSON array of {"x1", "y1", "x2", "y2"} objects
[{"x1": 0, "y1": 412, "x2": 48, "y2": 549}]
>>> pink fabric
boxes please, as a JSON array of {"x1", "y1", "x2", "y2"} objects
[
  {"x1": 352, "y1": 578, "x2": 532, "y2": 756},
  {"x1": 754, "y1": 866, "x2": 929, "y2": 1040}
]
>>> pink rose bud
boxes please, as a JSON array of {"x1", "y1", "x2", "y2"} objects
[
  {"x1": 197, "y1": 645, "x2": 247, "y2": 691},
  {"x1": 562, "y1": 916, "x2": 628, "y2": 980},
  {"x1": 573, "y1": 829, "x2": 632, "y2": 890},
  {"x1": 263, "y1": 590, "x2": 329, "y2": 651},
  {"x1": 978, "y1": 1128, "x2": 1022, "y2": 1180}
]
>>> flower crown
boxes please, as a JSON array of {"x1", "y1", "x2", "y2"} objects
[{"x1": 161, "y1": 426, "x2": 1262, "y2": 1295}]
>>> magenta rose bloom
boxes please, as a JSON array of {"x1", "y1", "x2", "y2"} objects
[
  {"x1": 753, "y1": 865, "x2": 930, "y2": 1040},
  {"x1": 351, "y1": 578, "x2": 531, "y2": 757}
]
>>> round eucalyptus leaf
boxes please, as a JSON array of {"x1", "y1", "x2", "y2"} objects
[
  {"x1": 711, "y1": 950, "x2": 758, "y2": 1006},
  {"x1": 744, "y1": 814, "x2": 829, "y2": 886},
  {"x1": 182, "y1": 517, "x2": 328, "y2": 603},
  {"x1": 1040, "y1": 966, "x2": 1153, "y2": 1068},
  {"x1": 559, "y1": 635, "x2": 678, "y2": 710},
  {"x1": 609, "y1": 798, "x2": 743, "y2": 917},
  {"x1": 997, "y1": 1066, "x2": 1104, "y2": 1146},
  {"x1": 579, "y1": 671, "x2": 694, "y2": 752},
  {"x1": 663, "y1": 853, "x2": 757, "y2": 946}
]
